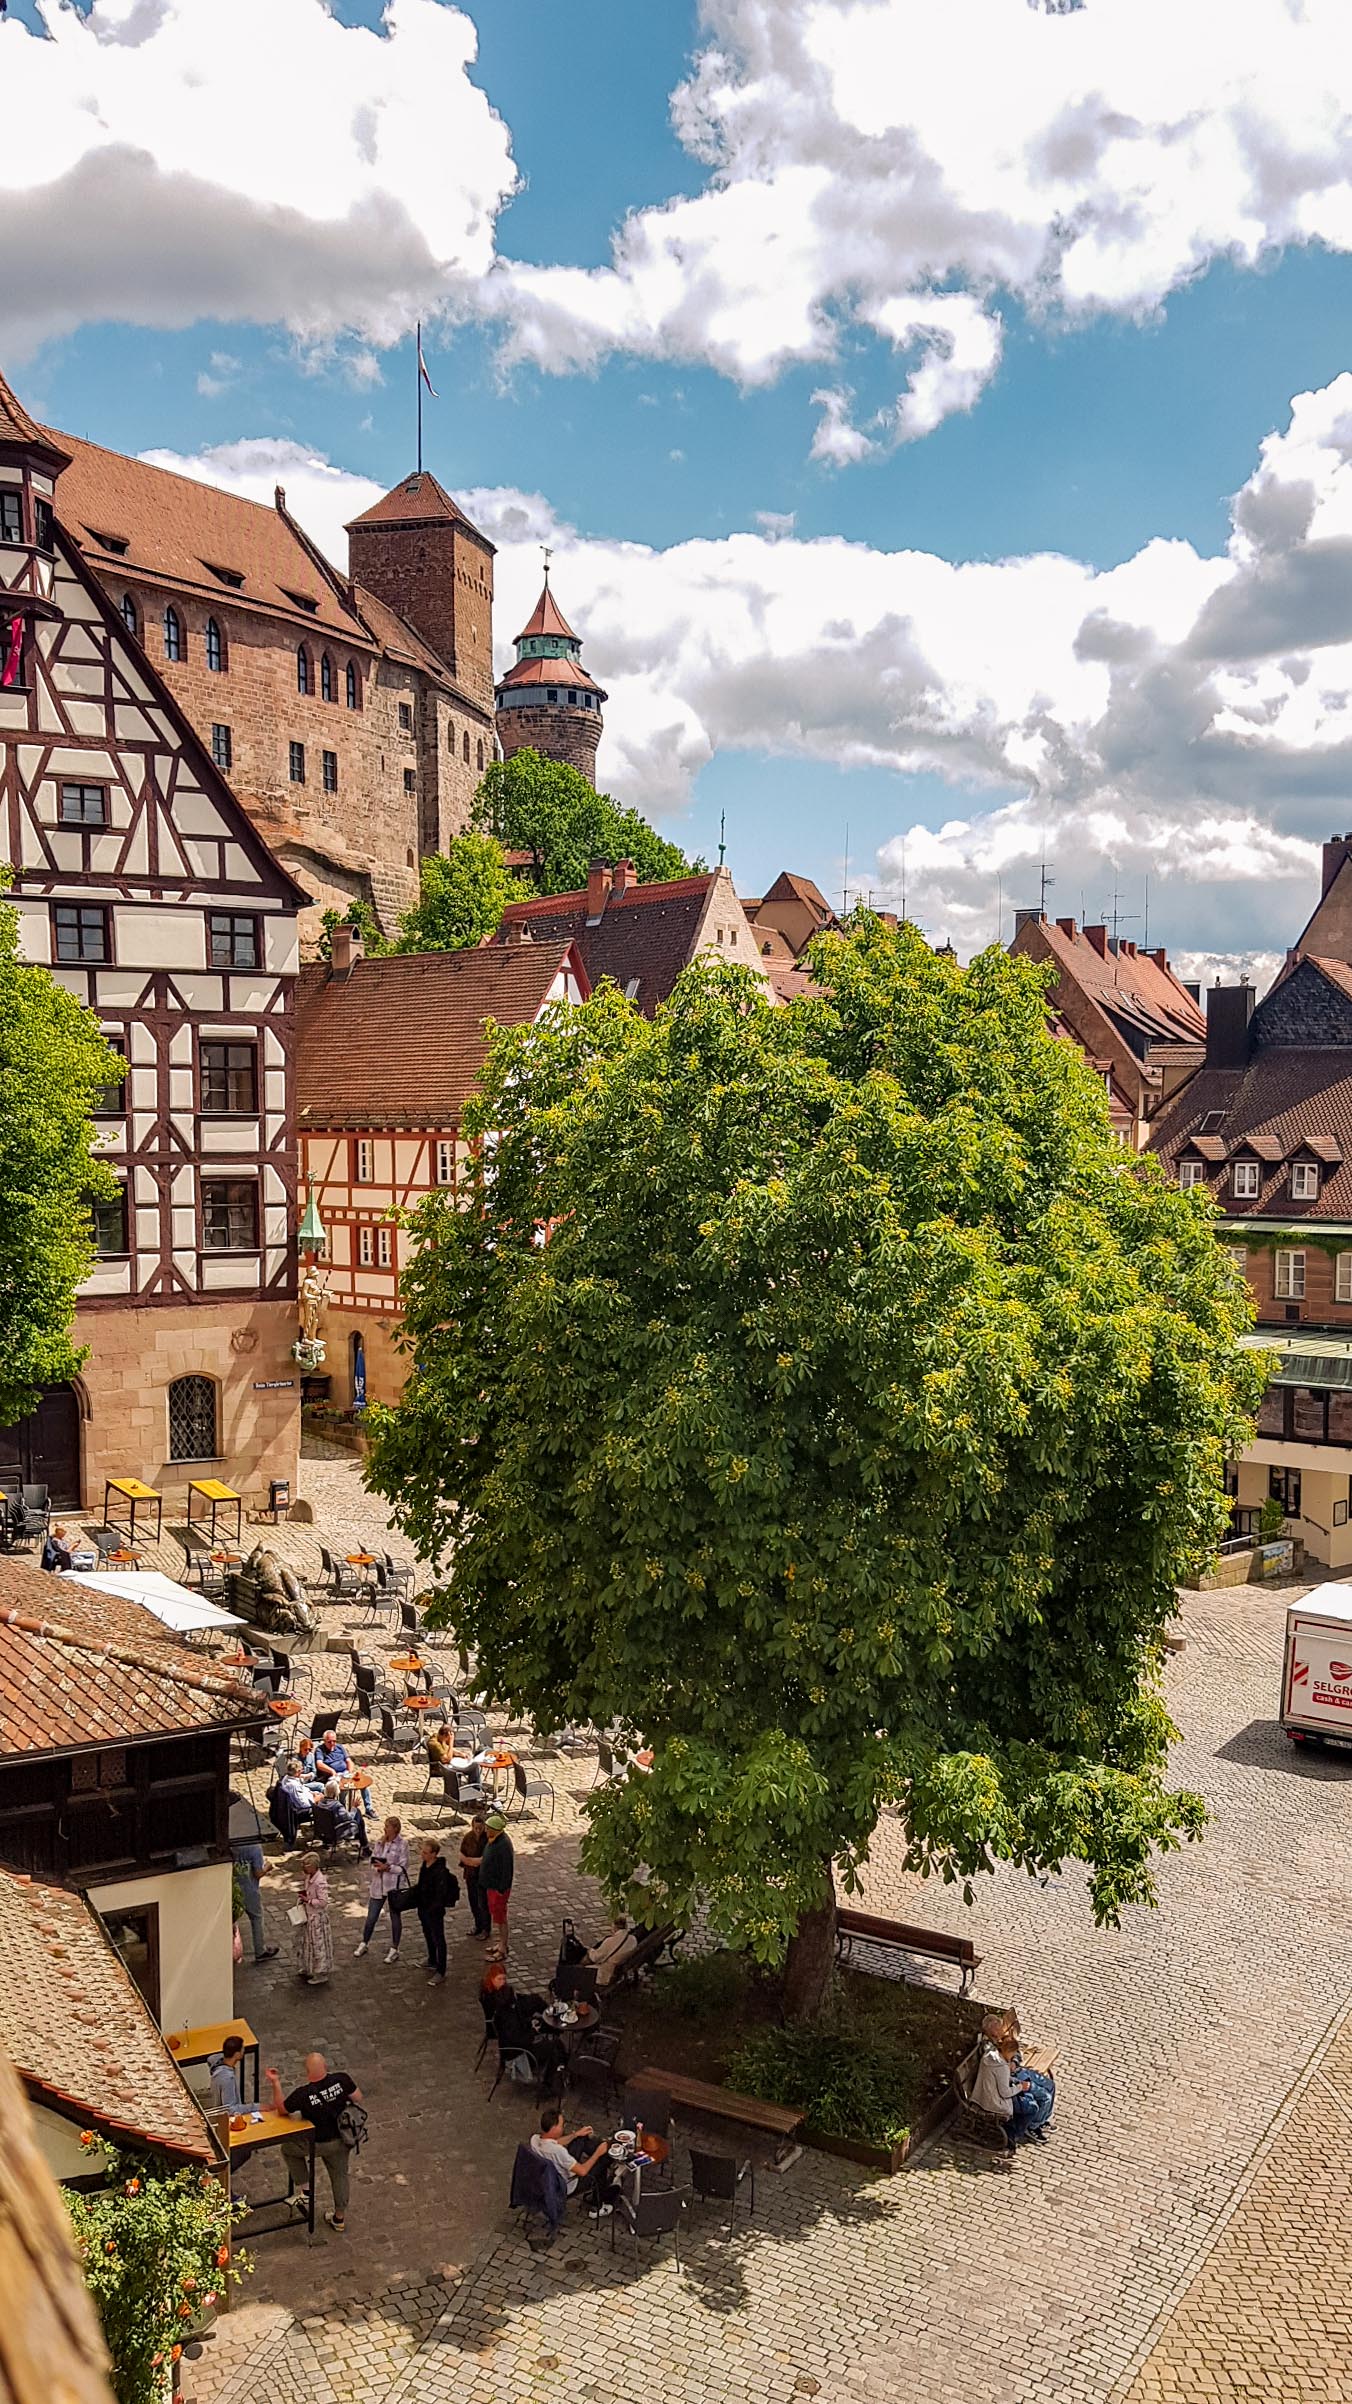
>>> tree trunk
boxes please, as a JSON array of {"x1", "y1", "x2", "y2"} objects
[{"x1": 783, "y1": 1879, "x2": 838, "y2": 2023}]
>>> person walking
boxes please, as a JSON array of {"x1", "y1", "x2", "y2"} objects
[
  {"x1": 294, "y1": 1852, "x2": 334, "y2": 1986},
  {"x1": 410, "y1": 1837, "x2": 458, "y2": 1981},
  {"x1": 229, "y1": 1804, "x2": 280, "y2": 1965},
  {"x1": 459, "y1": 1805, "x2": 491, "y2": 1939},
  {"x1": 265, "y1": 2051, "x2": 363, "y2": 2233},
  {"x1": 354, "y1": 1816, "x2": 410, "y2": 1962},
  {"x1": 479, "y1": 1811, "x2": 515, "y2": 1958}
]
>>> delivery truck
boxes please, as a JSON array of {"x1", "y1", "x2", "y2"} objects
[{"x1": 1280, "y1": 1584, "x2": 1352, "y2": 1748}]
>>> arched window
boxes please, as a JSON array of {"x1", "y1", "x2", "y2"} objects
[
  {"x1": 167, "y1": 1374, "x2": 217, "y2": 1462},
  {"x1": 446, "y1": 719, "x2": 455, "y2": 751},
  {"x1": 320, "y1": 651, "x2": 334, "y2": 702},
  {"x1": 205, "y1": 616, "x2": 224, "y2": 673},
  {"x1": 297, "y1": 645, "x2": 311, "y2": 696},
  {"x1": 120, "y1": 593, "x2": 138, "y2": 637},
  {"x1": 462, "y1": 731, "x2": 470, "y2": 764},
  {"x1": 164, "y1": 606, "x2": 183, "y2": 662},
  {"x1": 477, "y1": 739, "x2": 485, "y2": 771},
  {"x1": 345, "y1": 661, "x2": 359, "y2": 710}
]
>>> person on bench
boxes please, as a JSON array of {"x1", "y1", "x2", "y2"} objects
[
  {"x1": 999, "y1": 2008, "x2": 1055, "y2": 2128},
  {"x1": 971, "y1": 2013, "x2": 1053, "y2": 2143},
  {"x1": 586, "y1": 1915, "x2": 639, "y2": 1988}
]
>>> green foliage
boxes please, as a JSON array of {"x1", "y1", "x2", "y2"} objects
[
  {"x1": 474, "y1": 747, "x2": 696, "y2": 892},
  {"x1": 392, "y1": 833, "x2": 517, "y2": 953},
  {"x1": 67, "y1": 2139, "x2": 249, "y2": 2404},
  {"x1": 368, "y1": 916, "x2": 1263, "y2": 1990},
  {"x1": 726, "y1": 2018, "x2": 917, "y2": 2148},
  {"x1": 0, "y1": 887, "x2": 123, "y2": 1430},
  {"x1": 317, "y1": 900, "x2": 387, "y2": 960},
  {"x1": 1257, "y1": 1493, "x2": 1286, "y2": 1539},
  {"x1": 648, "y1": 1949, "x2": 749, "y2": 2022}
]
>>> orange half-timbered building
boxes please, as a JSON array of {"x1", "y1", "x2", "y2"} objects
[
  {"x1": 0, "y1": 369, "x2": 305, "y2": 1509},
  {"x1": 296, "y1": 931, "x2": 589, "y2": 1406}
]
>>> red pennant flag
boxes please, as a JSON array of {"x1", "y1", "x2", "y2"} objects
[{"x1": 0, "y1": 614, "x2": 23, "y2": 690}]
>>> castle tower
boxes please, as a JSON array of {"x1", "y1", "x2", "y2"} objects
[
  {"x1": 345, "y1": 470, "x2": 496, "y2": 715},
  {"x1": 495, "y1": 570, "x2": 606, "y2": 785}
]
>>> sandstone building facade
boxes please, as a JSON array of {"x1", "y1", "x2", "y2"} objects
[{"x1": 42, "y1": 435, "x2": 497, "y2": 948}]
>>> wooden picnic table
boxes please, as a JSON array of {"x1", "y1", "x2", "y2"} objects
[{"x1": 167, "y1": 2017, "x2": 260, "y2": 2104}]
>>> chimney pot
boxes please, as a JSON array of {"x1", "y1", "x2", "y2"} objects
[
  {"x1": 274, "y1": 484, "x2": 287, "y2": 511},
  {"x1": 610, "y1": 858, "x2": 637, "y2": 897},
  {"x1": 1085, "y1": 923, "x2": 1109, "y2": 958},
  {"x1": 1056, "y1": 916, "x2": 1077, "y2": 938},
  {"x1": 1205, "y1": 980, "x2": 1255, "y2": 1069},
  {"x1": 1151, "y1": 948, "x2": 1168, "y2": 970},
  {"x1": 330, "y1": 924, "x2": 361, "y2": 981},
  {"x1": 586, "y1": 858, "x2": 613, "y2": 923}
]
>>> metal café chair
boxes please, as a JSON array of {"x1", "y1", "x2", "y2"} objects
[{"x1": 688, "y1": 2147, "x2": 756, "y2": 2239}]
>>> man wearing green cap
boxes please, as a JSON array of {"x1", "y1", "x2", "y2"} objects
[{"x1": 479, "y1": 1811, "x2": 515, "y2": 1957}]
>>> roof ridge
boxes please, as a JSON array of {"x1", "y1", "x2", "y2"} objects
[
  {"x1": 501, "y1": 872, "x2": 714, "y2": 916},
  {"x1": 0, "y1": 1606, "x2": 257, "y2": 1703}
]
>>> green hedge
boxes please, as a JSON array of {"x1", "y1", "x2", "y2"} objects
[{"x1": 726, "y1": 2021, "x2": 918, "y2": 2147}]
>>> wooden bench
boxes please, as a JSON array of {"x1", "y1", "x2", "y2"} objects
[
  {"x1": 632, "y1": 2066, "x2": 805, "y2": 2147},
  {"x1": 836, "y1": 1908, "x2": 982, "y2": 1993},
  {"x1": 949, "y1": 2040, "x2": 1060, "y2": 2162},
  {"x1": 607, "y1": 1923, "x2": 682, "y2": 1991}
]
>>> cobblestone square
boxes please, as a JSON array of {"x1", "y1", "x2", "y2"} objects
[{"x1": 175, "y1": 1459, "x2": 1352, "y2": 2404}]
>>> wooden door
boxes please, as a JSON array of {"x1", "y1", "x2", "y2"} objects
[{"x1": 0, "y1": 1385, "x2": 82, "y2": 1505}]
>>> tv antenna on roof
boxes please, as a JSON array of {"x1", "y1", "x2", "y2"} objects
[
  {"x1": 1100, "y1": 886, "x2": 1139, "y2": 945},
  {"x1": 718, "y1": 809, "x2": 726, "y2": 868},
  {"x1": 1039, "y1": 855, "x2": 1055, "y2": 915}
]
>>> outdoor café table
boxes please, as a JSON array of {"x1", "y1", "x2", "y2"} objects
[
  {"x1": 388, "y1": 1654, "x2": 424, "y2": 1679},
  {"x1": 267, "y1": 1697, "x2": 300, "y2": 1723},
  {"x1": 187, "y1": 1479, "x2": 243, "y2": 1546},
  {"x1": 402, "y1": 1692, "x2": 441, "y2": 1716},
  {"x1": 227, "y1": 2111, "x2": 316, "y2": 2237},
  {"x1": 535, "y1": 2000, "x2": 599, "y2": 2056},
  {"x1": 167, "y1": 2017, "x2": 260, "y2": 2104},
  {"x1": 607, "y1": 2123, "x2": 670, "y2": 2199},
  {"x1": 103, "y1": 1476, "x2": 163, "y2": 1545}
]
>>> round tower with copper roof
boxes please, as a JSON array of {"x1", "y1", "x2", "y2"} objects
[{"x1": 495, "y1": 568, "x2": 606, "y2": 785}]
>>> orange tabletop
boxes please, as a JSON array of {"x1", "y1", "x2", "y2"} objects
[
  {"x1": 389, "y1": 1655, "x2": 423, "y2": 1674},
  {"x1": 403, "y1": 1693, "x2": 441, "y2": 1712},
  {"x1": 267, "y1": 1697, "x2": 299, "y2": 1719},
  {"x1": 347, "y1": 1553, "x2": 375, "y2": 1566}
]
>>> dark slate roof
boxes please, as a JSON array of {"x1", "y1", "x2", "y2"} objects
[
  {"x1": 497, "y1": 874, "x2": 718, "y2": 1016},
  {"x1": 1150, "y1": 963, "x2": 1352, "y2": 1221}
]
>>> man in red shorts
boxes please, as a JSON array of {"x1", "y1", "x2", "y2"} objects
[{"x1": 479, "y1": 1810, "x2": 515, "y2": 1958}]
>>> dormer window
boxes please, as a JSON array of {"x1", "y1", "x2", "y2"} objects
[
  {"x1": 282, "y1": 589, "x2": 319, "y2": 615},
  {"x1": 297, "y1": 646, "x2": 312, "y2": 696},
  {"x1": 86, "y1": 526, "x2": 129, "y2": 556},
  {"x1": 203, "y1": 561, "x2": 244, "y2": 588},
  {"x1": 1291, "y1": 1160, "x2": 1320, "y2": 1201},
  {"x1": 1178, "y1": 1158, "x2": 1205, "y2": 1190},
  {"x1": 1232, "y1": 1158, "x2": 1260, "y2": 1199}
]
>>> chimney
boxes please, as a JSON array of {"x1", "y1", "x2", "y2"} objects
[
  {"x1": 1084, "y1": 924, "x2": 1109, "y2": 958},
  {"x1": 1323, "y1": 833, "x2": 1352, "y2": 895},
  {"x1": 1151, "y1": 948, "x2": 1168, "y2": 970},
  {"x1": 508, "y1": 922, "x2": 534, "y2": 945},
  {"x1": 1205, "y1": 981, "x2": 1255, "y2": 1068},
  {"x1": 585, "y1": 858, "x2": 613, "y2": 923},
  {"x1": 274, "y1": 484, "x2": 287, "y2": 512},
  {"x1": 1056, "y1": 916, "x2": 1077, "y2": 938},
  {"x1": 1013, "y1": 906, "x2": 1041, "y2": 934},
  {"x1": 1182, "y1": 980, "x2": 1201, "y2": 1004},
  {"x1": 610, "y1": 858, "x2": 636, "y2": 897},
  {"x1": 329, "y1": 924, "x2": 361, "y2": 982}
]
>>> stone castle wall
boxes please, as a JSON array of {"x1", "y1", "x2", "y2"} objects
[
  {"x1": 497, "y1": 700, "x2": 602, "y2": 785},
  {"x1": 74, "y1": 1296, "x2": 301, "y2": 1508}
]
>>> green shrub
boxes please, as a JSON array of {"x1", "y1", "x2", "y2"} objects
[
  {"x1": 726, "y1": 2020, "x2": 918, "y2": 2148},
  {"x1": 651, "y1": 1949, "x2": 747, "y2": 2021}
]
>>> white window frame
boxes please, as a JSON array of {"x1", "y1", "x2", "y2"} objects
[
  {"x1": 434, "y1": 1140, "x2": 454, "y2": 1186},
  {"x1": 1224, "y1": 1245, "x2": 1247, "y2": 1276},
  {"x1": 358, "y1": 1226, "x2": 374, "y2": 1266},
  {"x1": 1231, "y1": 1159, "x2": 1260, "y2": 1199},
  {"x1": 377, "y1": 1226, "x2": 393, "y2": 1268},
  {"x1": 1178, "y1": 1159, "x2": 1205, "y2": 1190},
  {"x1": 1337, "y1": 1251, "x2": 1352, "y2": 1304},
  {"x1": 1290, "y1": 1160, "x2": 1320, "y2": 1201},
  {"x1": 1274, "y1": 1249, "x2": 1306, "y2": 1300},
  {"x1": 354, "y1": 1138, "x2": 373, "y2": 1184}
]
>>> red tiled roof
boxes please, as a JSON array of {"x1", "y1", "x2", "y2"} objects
[
  {"x1": 498, "y1": 874, "x2": 718, "y2": 1016},
  {"x1": 759, "y1": 870, "x2": 834, "y2": 923},
  {"x1": 296, "y1": 939, "x2": 586, "y2": 1130},
  {"x1": 1151, "y1": 1047, "x2": 1352, "y2": 1220},
  {"x1": 496, "y1": 652, "x2": 605, "y2": 697},
  {"x1": 46, "y1": 428, "x2": 366, "y2": 640},
  {"x1": 0, "y1": 368, "x2": 70, "y2": 468},
  {"x1": 0, "y1": 1872, "x2": 216, "y2": 2161},
  {"x1": 1028, "y1": 918, "x2": 1205, "y2": 1048},
  {"x1": 0, "y1": 1562, "x2": 263, "y2": 1760},
  {"x1": 346, "y1": 470, "x2": 492, "y2": 549},
  {"x1": 765, "y1": 960, "x2": 820, "y2": 1001},
  {"x1": 514, "y1": 580, "x2": 578, "y2": 643}
]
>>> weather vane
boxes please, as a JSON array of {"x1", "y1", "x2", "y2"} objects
[{"x1": 542, "y1": 544, "x2": 553, "y2": 581}]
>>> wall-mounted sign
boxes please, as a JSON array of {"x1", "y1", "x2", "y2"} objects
[{"x1": 252, "y1": 1379, "x2": 297, "y2": 1391}]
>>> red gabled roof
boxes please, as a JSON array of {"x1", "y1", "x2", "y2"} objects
[
  {"x1": 514, "y1": 579, "x2": 578, "y2": 644},
  {"x1": 295, "y1": 938, "x2": 587, "y2": 1131},
  {"x1": 345, "y1": 470, "x2": 492, "y2": 550},
  {"x1": 496, "y1": 652, "x2": 605, "y2": 697},
  {"x1": 1015, "y1": 917, "x2": 1205, "y2": 1051},
  {"x1": 0, "y1": 1562, "x2": 264, "y2": 1759},
  {"x1": 0, "y1": 368, "x2": 70, "y2": 468},
  {"x1": 759, "y1": 870, "x2": 834, "y2": 923}
]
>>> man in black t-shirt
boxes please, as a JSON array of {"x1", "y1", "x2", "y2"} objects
[{"x1": 264, "y1": 2050, "x2": 364, "y2": 2230}]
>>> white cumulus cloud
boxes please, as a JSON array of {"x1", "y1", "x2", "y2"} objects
[{"x1": 144, "y1": 372, "x2": 1352, "y2": 963}]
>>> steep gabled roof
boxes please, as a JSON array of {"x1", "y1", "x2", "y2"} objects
[
  {"x1": 0, "y1": 368, "x2": 70, "y2": 470},
  {"x1": 296, "y1": 938, "x2": 588, "y2": 1130},
  {"x1": 0, "y1": 1872, "x2": 217, "y2": 2162},
  {"x1": 346, "y1": 470, "x2": 492, "y2": 549},
  {"x1": 1025, "y1": 918, "x2": 1205, "y2": 1049},
  {"x1": 759, "y1": 870, "x2": 834, "y2": 923}
]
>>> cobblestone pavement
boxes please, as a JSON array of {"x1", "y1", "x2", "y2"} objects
[{"x1": 183, "y1": 1476, "x2": 1352, "y2": 2404}]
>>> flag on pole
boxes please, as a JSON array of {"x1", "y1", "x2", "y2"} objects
[{"x1": 417, "y1": 326, "x2": 437, "y2": 399}]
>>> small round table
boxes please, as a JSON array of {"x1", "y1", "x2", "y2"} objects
[
  {"x1": 403, "y1": 1693, "x2": 442, "y2": 1714},
  {"x1": 389, "y1": 1654, "x2": 424, "y2": 1677},
  {"x1": 267, "y1": 1698, "x2": 300, "y2": 1721}
]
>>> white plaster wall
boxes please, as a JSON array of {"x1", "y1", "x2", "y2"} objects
[{"x1": 93, "y1": 1861, "x2": 234, "y2": 2032}]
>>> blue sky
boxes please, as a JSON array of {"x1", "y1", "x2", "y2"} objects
[{"x1": 9, "y1": 0, "x2": 1352, "y2": 965}]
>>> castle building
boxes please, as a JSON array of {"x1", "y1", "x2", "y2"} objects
[
  {"x1": 0, "y1": 368, "x2": 304, "y2": 1509},
  {"x1": 37, "y1": 428, "x2": 496, "y2": 948},
  {"x1": 495, "y1": 573, "x2": 606, "y2": 785}
]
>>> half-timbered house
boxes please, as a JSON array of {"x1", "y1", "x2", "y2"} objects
[
  {"x1": 296, "y1": 929, "x2": 589, "y2": 1406},
  {"x1": 0, "y1": 370, "x2": 305, "y2": 1509}
]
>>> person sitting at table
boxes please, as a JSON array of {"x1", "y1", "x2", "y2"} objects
[
  {"x1": 312, "y1": 1778, "x2": 369, "y2": 1857},
  {"x1": 268, "y1": 1759, "x2": 314, "y2": 1849},
  {"x1": 315, "y1": 1728, "x2": 375, "y2": 1821},
  {"x1": 40, "y1": 1522, "x2": 74, "y2": 1573},
  {"x1": 295, "y1": 1735, "x2": 323, "y2": 1786},
  {"x1": 585, "y1": 1914, "x2": 639, "y2": 1989},
  {"x1": 207, "y1": 2035, "x2": 247, "y2": 2114},
  {"x1": 530, "y1": 2103, "x2": 617, "y2": 2218}
]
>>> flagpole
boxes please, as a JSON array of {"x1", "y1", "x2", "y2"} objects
[{"x1": 416, "y1": 319, "x2": 423, "y2": 473}]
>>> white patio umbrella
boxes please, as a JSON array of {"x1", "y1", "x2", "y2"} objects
[{"x1": 60, "y1": 1566, "x2": 245, "y2": 1635}]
